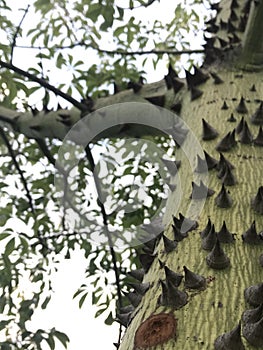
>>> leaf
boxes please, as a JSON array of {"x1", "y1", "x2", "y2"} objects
[
  {"x1": 104, "y1": 311, "x2": 114, "y2": 325},
  {"x1": 45, "y1": 334, "x2": 55, "y2": 350},
  {"x1": 0, "y1": 233, "x2": 10, "y2": 241},
  {"x1": 41, "y1": 295, "x2": 51, "y2": 309},
  {"x1": 87, "y1": 3, "x2": 101, "y2": 22},
  {"x1": 53, "y1": 330, "x2": 70, "y2": 348},
  {"x1": 79, "y1": 292, "x2": 88, "y2": 308},
  {"x1": 72, "y1": 286, "x2": 86, "y2": 299},
  {"x1": 114, "y1": 25, "x2": 125, "y2": 37},
  {"x1": 94, "y1": 305, "x2": 107, "y2": 318},
  {"x1": 0, "y1": 320, "x2": 10, "y2": 331},
  {"x1": 4, "y1": 237, "x2": 15, "y2": 255}
]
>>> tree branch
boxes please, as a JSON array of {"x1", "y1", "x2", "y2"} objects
[
  {"x1": 0, "y1": 59, "x2": 87, "y2": 111},
  {"x1": 0, "y1": 126, "x2": 35, "y2": 215},
  {"x1": 10, "y1": 5, "x2": 30, "y2": 64},
  {"x1": 15, "y1": 43, "x2": 204, "y2": 56},
  {"x1": 85, "y1": 145, "x2": 123, "y2": 310}
]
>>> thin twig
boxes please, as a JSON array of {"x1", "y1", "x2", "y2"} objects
[
  {"x1": 15, "y1": 43, "x2": 204, "y2": 56},
  {"x1": 0, "y1": 126, "x2": 35, "y2": 215},
  {"x1": 10, "y1": 4, "x2": 30, "y2": 64},
  {"x1": 118, "y1": 0, "x2": 158, "y2": 10},
  {"x1": 0, "y1": 59, "x2": 87, "y2": 111},
  {"x1": 85, "y1": 145, "x2": 123, "y2": 309}
]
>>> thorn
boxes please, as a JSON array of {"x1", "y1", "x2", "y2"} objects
[
  {"x1": 221, "y1": 101, "x2": 229, "y2": 110},
  {"x1": 244, "y1": 283, "x2": 263, "y2": 307},
  {"x1": 166, "y1": 279, "x2": 188, "y2": 309},
  {"x1": 251, "y1": 101, "x2": 263, "y2": 125},
  {"x1": 201, "y1": 224, "x2": 217, "y2": 251},
  {"x1": 190, "y1": 181, "x2": 215, "y2": 199},
  {"x1": 210, "y1": 72, "x2": 224, "y2": 84},
  {"x1": 139, "y1": 253, "x2": 156, "y2": 272},
  {"x1": 217, "y1": 153, "x2": 235, "y2": 171},
  {"x1": 164, "y1": 266, "x2": 183, "y2": 287},
  {"x1": 171, "y1": 78, "x2": 185, "y2": 94},
  {"x1": 238, "y1": 15, "x2": 247, "y2": 32},
  {"x1": 217, "y1": 221, "x2": 235, "y2": 243},
  {"x1": 185, "y1": 66, "x2": 209, "y2": 88},
  {"x1": 254, "y1": 126, "x2": 263, "y2": 146},
  {"x1": 221, "y1": 164, "x2": 237, "y2": 186},
  {"x1": 216, "y1": 130, "x2": 236, "y2": 152},
  {"x1": 227, "y1": 20, "x2": 237, "y2": 33},
  {"x1": 170, "y1": 103, "x2": 182, "y2": 114},
  {"x1": 183, "y1": 266, "x2": 206, "y2": 290},
  {"x1": 242, "y1": 221, "x2": 262, "y2": 245},
  {"x1": 145, "y1": 95, "x2": 165, "y2": 107},
  {"x1": 126, "y1": 291, "x2": 142, "y2": 307},
  {"x1": 214, "y1": 322, "x2": 245, "y2": 350},
  {"x1": 239, "y1": 121, "x2": 253, "y2": 144},
  {"x1": 116, "y1": 312, "x2": 132, "y2": 327},
  {"x1": 236, "y1": 96, "x2": 248, "y2": 114},
  {"x1": 218, "y1": 37, "x2": 228, "y2": 48},
  {"x1": 127, "y1": 81, "x2": 142, "y2": 93},
  {"x1": 227, "y1": 113, "x2": 236, "y2": 122},
  {"x1": 190, "y1": 87, "x2": 203, "y2": 101},
  {"x1": 128, "y1": 269, "x2": 145, "y2": 282},
  {"x1": 243, "y1": 315, "x2": 263, "y2": 347},
  {"x1": 230, "y1": 0, "x2": 239, "y2": 9},
  {"x1": 204, "y1": 151, "x2": 218, "y2": 170},
  {"x1": 252, "y1": 186, "x2": 263, "y2": 215},
  {"x1": 113, "y1": 82, "x2": 120, "y2": 94},
  {"x1": 206, "y1": 238, "x2": 230, "y2": 269},
  {"x1": 195, "y1": 154, "x2": 208, "y2": 173},
  {"x1": 128, "y1": 282, "x2": 150, "y2": 295},
  {"x1": 119, "y1": 305, "x2": 135, "y2": 314},
  {"x1": 202, "y1": 119, "x2": 219, "y2": 140},
  {"x1": 200, "y1": 218, "x2": 212, "y2": 239},
  {"x1": 162, "y1": 234, "x2": 177, "y2": 253},
  {"x1": 172, "y1": 224, "x2": 188, "y2": 242},
  {"x1": 215, "y1": 184, "x2": 233, "y2": 208},
  {"x1": 230, "y1": 9, "x2": 238, "y2": 21},
  {"x1": 250, "y1": 84, "x2": 256, "y2": 92},
  {"x1": 235, "y1": 116, "x2": 245, "y2": 134},
  {"x1": 242, "y1": 303, "x2": 263, "y2": 324}
]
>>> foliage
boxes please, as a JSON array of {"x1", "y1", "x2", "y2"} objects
[{"x1": 0, "y1": 0, "x2": 212, "y2": 348}]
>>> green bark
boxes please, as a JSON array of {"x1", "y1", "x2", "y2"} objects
[{"x1": 118, "y1": 1, "x2": 263, "y2": 349}]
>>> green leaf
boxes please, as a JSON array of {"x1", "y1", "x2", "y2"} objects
[
  {"x1": 0, "y1": 233, "x2": 10, "y2": 241},
  {"x1": 104, "y1": 311, "x2": 114, "y2": 325},
  {"x1": 79, "y1": 292, "x2": 88, "y2": 308},
  {"x1": 53, "y1": 330, "x2": 70, "y2": 348},
  {"x1": 114, "y1": 25, "x2": 125, "y2": 37},
  {"x1": 94, "y1": 305, "x2": 107, "y2": 318},
  {"x1": 87, "y1": 3, "x2": 101, "y2": 22},
  {"x1": 41, "y1": 295, "x2": 51, "y2": 309},
  {"x1": 45, "y1": 334, "x2": 55, "y2": 350},
  {"x1": 4, "y1": 237, "x2": 15, "y2": 255},
  {"x1": 0, "y1": 320, "x2": 10, "y2": 331},
  {"x1": 117, "y1": 6, "x2": 124, "y2": 20}
]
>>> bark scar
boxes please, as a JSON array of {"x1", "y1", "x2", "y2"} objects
[{"x1": 134, "y1": 313, "x2": 177, "y2": 349}]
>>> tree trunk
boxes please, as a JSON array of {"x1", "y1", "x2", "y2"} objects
[
  {"x1": 118, "y1": 1, "x2": 263, "y2": 349},
  {"x1": 0, "y1": 1, "x2": 262, "y2": 349}
]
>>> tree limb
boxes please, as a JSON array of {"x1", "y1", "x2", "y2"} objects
[
  {"x1": 10, "y1": 5, "x2": 30, "y2": 64},
  {"x1": 15, "y1": 43, "x2": 204, "y2": 56},
  {"x1": 0, "y1": 126, "x2": 35, "y2": 215},
  {"x1": 0, "y1": 59, "x2": 87, "y2": 111}
]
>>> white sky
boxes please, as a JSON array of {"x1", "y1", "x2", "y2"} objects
[{"x1": 1, "y1": 1, "x2": 207, "y2": 349}]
